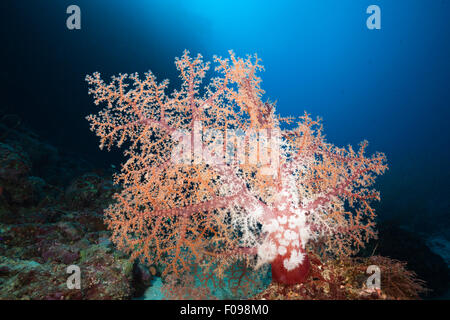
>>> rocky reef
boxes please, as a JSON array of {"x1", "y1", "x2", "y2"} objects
[{"x1": 0, "y1": 119, "x2": 153, "y2": 300}]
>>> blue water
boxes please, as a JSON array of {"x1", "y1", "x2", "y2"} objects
[{"x1": 1, "y1": 0, "x2": 449, "y2": 250}]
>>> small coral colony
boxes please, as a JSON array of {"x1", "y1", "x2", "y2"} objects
[{"x1": 86, "y1": 50, "x2": 391, "y2": 299}]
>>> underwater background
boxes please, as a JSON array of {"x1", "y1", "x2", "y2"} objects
[{"x1": 0, "y1": 0, "x2": 449, "y2": 299}]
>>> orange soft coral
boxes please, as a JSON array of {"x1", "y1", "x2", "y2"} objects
[{"x1": 86, "y1": 50, "x2": 388, "y2": 286}]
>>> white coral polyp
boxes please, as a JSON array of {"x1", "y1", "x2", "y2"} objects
[
  {"x1": 283, "y1": 249, "x2": 305, "y2": 271},
  {"x1": 288, "y1": 210, "x2": 306, "y2": 228},
  {"x1": 278, "y1": 237, "x2": 290, "y2": 247},
  {"x1": 278, "y1": 245, "x2": 287, "y2": 255},
  {"x1": 262, "y1": 219, "x2": 279, "y2": 233},
  {"x1": 252, "y1": 204, "x2": 264, "y2": 218},
  {"x1": 284, "y1": 229, "x2": 298, "y2": 241},
  {"x1": 299, "y1": 227, "x2": 311, "y2": 248},
  {"x1": 257, "y1": 240, "x2": 277, "y2": 265},
  {"x1": 277, "y1": 215, "x2": 288, "y2": 225},
  {"x1": 292, "y1": 240, "x2": 300, "y2": 248}
]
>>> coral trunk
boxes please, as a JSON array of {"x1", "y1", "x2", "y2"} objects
[{"x1": 271, "y1": 248, "x2": 310, "y2": 285}]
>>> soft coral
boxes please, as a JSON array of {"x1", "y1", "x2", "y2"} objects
[{"x1": 86, "y1": 50, "x2": 388, "y2": 287}]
